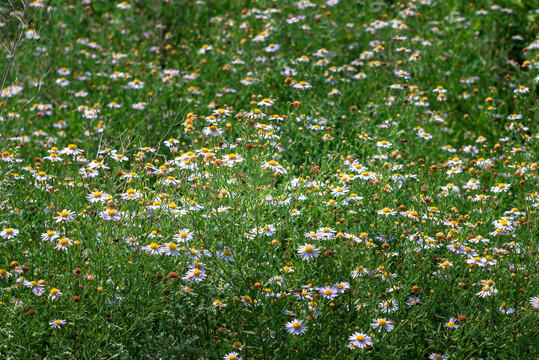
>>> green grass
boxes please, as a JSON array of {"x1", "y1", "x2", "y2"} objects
[{"x1": 0, "y1": 0, "x2": 538, "y2": 359}]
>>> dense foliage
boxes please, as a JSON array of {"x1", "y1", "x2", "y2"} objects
[{"x1": 0, "y1": 0, "x2": 538, "y2": 359}]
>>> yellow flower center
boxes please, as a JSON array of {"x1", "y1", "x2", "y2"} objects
[
  {"x1": 378, "y1": 319, "x2": 387, "y2": 326},
  {"x1": 356, "y1": 334, "x2": 365, "y2": 341},
  {"x1": 5, "y1": 228, "x2": 13, "y2": 234},
  {"x1": 68, "y1": 144, "x2": 77, "y2": 150},
  {"x1": 149, "y1": 243, "x2": 159, "y2": 250},
  {"x1": 305, "y1": 245, "x2": 314, "y2": 253},
  {"x1": 168, "y1": 243, "x2": 177, "y2": 250},
  {"x1": 107, "y1": 209, "x2": 117, "y2": 216},
  {"x1": 292, "y1": 322, "x2": 301, "y2": 329}
]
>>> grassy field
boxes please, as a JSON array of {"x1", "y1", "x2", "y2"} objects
[{"x1": 0, "y1": 0, "x2": 538, "y2": 359}]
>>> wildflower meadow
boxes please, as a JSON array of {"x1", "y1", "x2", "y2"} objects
[{"x1": 0, "y1": 0, "x2": 538, "y2": 358}]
